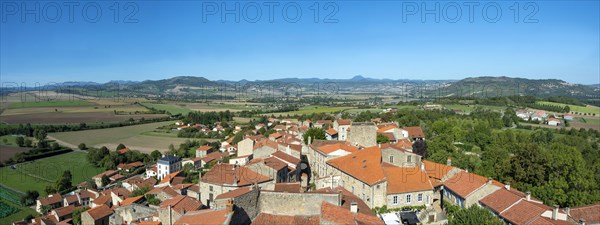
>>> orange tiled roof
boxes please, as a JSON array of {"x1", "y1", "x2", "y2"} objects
[
  {"x1": 119, "y1": 196, "x2": 144, "y2": 206},
  {"x1": 64, "y1": 195, "x2": 79, "y2": 204},
  {"x1": 500, "y1": 200, "x2": 548, "y2": 225},
  {"x1": 92, "y1": 195, "x2": 111, "y2": 205},
  {"x1": 159, "y1": 195, "x2": 202, "y2": 214},
  {"x1": 273, "y1": 183, "x2": 302, "y2": 193},
  {"x1": 93, "y1": 170, "x2": 117, "y2": 179},
  {"x1": 312, "y1": 186, "x2": 375, "y2": 216},
  {"x1": 396, "y1": 139, "x2": 413, "y2": 149},
  {"x1": 148, "y1": 186, "x2": 179, "y2": 197},
  {"x1": 325, "y1": 128, "x2": 338, "y2": 136},
  {"x1": 569, "y1": 204, "x2": 600, "y2": 224},
  {"x1": 336, "y1": 119, "x2": 352, "y2": 125},
  {"x1": 215, "y1": 187, "x2": 252, "y2": 200},
  {"x1": 53, "y1": 205, "x2": 75, "y2": 217},
  {"x1": 39, "y1": 194, "x2": 62, "y2": 206},
  {"x1": 314, "y1": 143, "x2": 358, "y2": 155},
  {"x1": 376, "y1": 124, "x2": 398, "y2": 133},
  {"x1": 383, "y1": 166, "x2": 433, "y2": 194},
  {"x1": 321, "y1": 202, "x2": 384, "y2": 225},
  {"x1": 173, "y1": 209, "x2": 231, "y2": 225},
  {"x1": 444, "y1": 171, "x2": 491, "y2": 198},
  {"x1": 86, "y1": 205, "x2": 113, "y2": 220},
  {"x1": 422, "y1": 160, "x2": 455, "y2": 180},
  {"x1": 197, "y1": 145, "x2": 212, "y2": 151},
  {"x1": 117, "y1": 148, "x2": 130, "y2": 154},
  {"x1": 248, "y1": 157, "x2": 288, "y2": 171},
  {"x1": 159, "y1": 171, "x2": 182, "y2": 184},
  {"x1": 253, "y1": 213, "x2": 320, "y2": 225},
  {"x1": 327, "y1": 146, "x2": 385, "y2": 185},
  {"x1": 253, "y1": 139, "x2": 279, "y2": 150},
  {"x1": 271, "y1": 151, "x2": 301, "y2": 165},
  {"x1": 402, "y1": 126, "x2": 425, "y2": 139},
  {"x1": 201, "y1": 164, "x2": 272, "y2": 186},
  {"x1": 480, "y1": 188, "x2": 523, "y2": 214}
]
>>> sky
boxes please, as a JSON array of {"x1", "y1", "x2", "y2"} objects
[{"x1": 1, "y1": 1, "x2": 599, "y2": 84}]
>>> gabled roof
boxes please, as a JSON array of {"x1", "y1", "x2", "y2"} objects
[
  {"x1": 313, "y1": 186, "x2": 375, "y2": 216},
  {"x1": 422, "y1": 160, "x2": 455, "y2": 181},
  {"x1": 480, "y1": 188, "x2": 523, "y2": 214},
  {"x1": 93, "y1": 170, "x2": 117, "y2": 179},
  {"x1": 271, "y1": 151, "x2": 301, "y2": 165},
  {"x1": 336, "y1": 119, "x2": 352, "y2": 126},
  {"x1": 215, "y1": 187, "x2": 252, "y2": 200},
  {"x1": 159, "y1": 195, "x2": 202, "y2": 214},
  {"x1": 201, "y1": 151, "x2": 226, "y2": 163},
  {"x1": 403, "y1": 126, "x2": 425, "y2": 139},
  {"x1": 325, "y1": 128, "x2": 338, "y2": 136},
  {"x1": 569, "y1": 203, "x2": 600, "y2": 224},
  {"x1": 380, "y1": 132, "x2": 396, "y2": 141},
  {"x1": 53, "y1": 205, "x2": 75, "y2": 217},
  {"x1": 159, "y1": 171, "x2": 182, "y2": 184},
  {"x1": 117, "y1": 161, "x2": 144, "y2": 170},
  {"x1": 39, "y1": 194, "x2": 62, "y2": 206},
  {"x1": 78, "y1": 190, "x2": 96, "y2": 199},
  {"x1": 85, "y1": 205, "x2": 113, "y2": 220},
  {"x1": 252, "y1": 213, "x2": 319, "y2": 225},
  {"x1": 500, "y1": 200, "x2": 548, "y2": 225},
  {"x1": 196, "y1": 145, "x2": 212, "y2": 151},
  {"x1": 119, "y1": 196, "x2": 144, "y2": 206},
  {"x1": 314, "y1": 143, "x2": 358, "y2": 155},
  {"x1": 316, "y1": 120, "x2": 332, "y2": 124},
  {"x1": 248, "y1": 157, "x2": 288, "y2": 171},
  {"x1": 321, "y1": 202, "x2": 384, "y2": 225},
  {"x1": 158, "y1": 155, "x2": 181, "y2": 164},
  {"x1": 444, "y1": 171, "x2": 501, "y2": 198},
  {"x1": 376, "y1": 124, "x2": 398, "y2": 133},
  {"x1": 173, "y1": 209, "x2": 232, "y2": 225},
  {"x1": 201, "y1": 164, "x2": 272, "y2": 186},
  {"x1": 253, "y1": 139, "x2": 279, "y2": 150},
  {"x1": 92, "y1": 195, "x2": 111, "y2": 205},
  {"x1": 102, "y1": 187, "x2": 131, "y2": 199},
  {"x1": 148, "y1": 186, "x2": 179, "y2": 197},
  {"x1": 273, "y1": 183, "x2": 302, "y2": 193},
  {"x1": 327, "y1": 146, "x2": 385, "y2": 185},
  {"x1": 383, "y1": 166, "x2": 433, "y2": 194},
  {"x1": 396, "y1": 139, "x2": 413, "y2": 149}
]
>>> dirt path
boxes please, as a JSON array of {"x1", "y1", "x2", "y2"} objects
[{"x1": 47, "y1": 135, "x2": 82, "y2": 151}]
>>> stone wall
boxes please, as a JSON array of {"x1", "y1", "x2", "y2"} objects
[
  {"x1": 110, "y1": 204, "x2": 157, "y2": 225},
  {"x1": 386, "y1": 190, "x2": 434, "y2": 209},
  {"x1": 258, "y1": 192, "x2": 340, "y2": 216},
  {"x1": 347, "y1": 123, "x2": 377, "y2": 147},
  {"x1": 465, "y1": 183, "x2": 500, "y2": 207},
  {"x1": 381, "y1": 148, "x2": 421, "y2": 168},
  {"x1": 238, "y1": 139, "x2": 254, "y2": 157}
]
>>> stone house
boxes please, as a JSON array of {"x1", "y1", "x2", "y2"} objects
[
  {"x1": 252, "y1": 139, "x2": 279, "y2": 159},
  {"x1": 36, "y1": 193, "x2": 63, "y2": 213},
  {"x1": 158, "y1": 195, "x2": 202, "y2": 225},
  {"x1": 442, "y1": 171, "x2": 501, "y2": 208},
  {"x1": 347, "y1": 122, "x2": 377, "y2": 147},
  {"x1": 333, "y1": 119, "x2": 352, "y2": 141},
  {"x1": 199, "y1": 164, "x2": 272, "y2": 207},
  {"x1": 380, "y1": 143, "x2": 421, "y2": 168},
  {"x1": 309, "y1": 142, "x2": 358, "y2": 178},
  {"x1": 111, "y1": 204, "x2": 157, "y2": 225},
  {"x1": 246, "y1": 157, "x2": 289, "y2": 183},
  {"x1": 81, "y1": 205, "x2": 113, "y2": 225}
]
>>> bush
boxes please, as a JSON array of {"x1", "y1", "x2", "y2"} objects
[{"x1": 78, "y1": 143, "x2": 87, "y2": 150}]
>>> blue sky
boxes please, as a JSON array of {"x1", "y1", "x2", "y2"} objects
[{"x1": 1, "y1": 1, "x2": 599, "y2": 84}]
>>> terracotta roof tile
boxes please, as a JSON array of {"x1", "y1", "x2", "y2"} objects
[
  {"x1": 422, "y1": 160, "x2": 455, "y2": 181},
  {"x1": 327, "y1": 146, "x2": 385, "y2": 185},
  {"x1": 402, "y1": 126, "x2": 425, "y2": 139},
  {"x1": 500, "y1": 200, "x2": 547, "y2": 225},
  {"x1": 202, "y1": 164, "x2": 271, "y2": 186},
  {"x1": 86, "y1": 205, "x2": 113, "y2": 220},
  {"x1": 215, "y1": 187, "x2": 252, "y2": 200},
  {"x1": 273, "y1": 183, "x2": 302, "y2": 193},
  {"x1": 160, "y1": 195, "x2": 202, "y2": 214},
  {"x1": 444, "y1": 171, "x2": 490, "y2": 198},
  {"x1": 119, "y1": 196, "x2": 144, "y2": 206},
  {"x1": 569, "y1": 203, "x2": 600, "y2": 224},
  {"x1": 325, "y1": 128, "x2": 338, "y2": 136},
  {"x1": 321, "y1": 202, "x2": 384, "y2": 225},
  {"x1": 159, "y1": 171, "x2": 182, "y2": 184},
  {"x1": 117, "y1": 148, "x2": 130, "y2": 154},
  {"x1": 313, "y1": 186, "x2": 375, "y2": 216},
  {"x1": 39, "y1": 194, "x2": 63, "y2": 206},
  {"x1": 271, "y1": 151, "x2": 301, "y2": 165},
  {"x1": 480, "y1": 188, "x2": 523, "y2": 214},
  {"x1": 53, "y1": 205, "x2": 75, "y2": 217},
  {"x1": 383, "y1": 166, "x2": 433, "y2": 194},
  {"x1": 93, "y1": 170, "x2": 117, "y2": 179},
  {"x1": 336, "y1": 119, "x2": 352, "y2": 125},
  {"x1": 173, "y1": 209, "x2": 231, "y2": 225},
  {"x1": 92, "y1": 195, "x2": 111, "y2": 205},
  {"x1": 253, "y1": 213, "x2": 320, "y2": 225},
  {"x1": 64, "y1": 195, "x2": 79, "y2": 204},
  {"x1": 314, "y1": 143, "x2": 359, "y2": 155},
  {"x1": 376, "y1": 124, "x2": 398, "y2": 133},
  {"x1": 197, "y1": 145, "x2": 212, "y2": 151},
  {"x1": 148, "y1": 186, "x2": 179, "y2": 197}
]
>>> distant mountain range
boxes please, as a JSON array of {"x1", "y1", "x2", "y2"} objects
[{"x1": 3, "y1": 76, "x2": 598, "y2": 100}]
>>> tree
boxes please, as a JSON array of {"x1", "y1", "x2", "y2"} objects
[
  {"x1": 303, "y1": 128, "x2": 326, "y2": 144},
  {"x1": 33, "y1": 129, "x2": 47, "y2": 141},
  {"x1": 116, "y1": 143, "x2": 126, "y2": 151},
  {"x1": 39, "y1": 205, "x2": 52, "y2": 215},
  {"x1": 51, "y1": 142, "x2": 60, "y2": 150},
  {"x1": 16, "y1": 136, "x2": 25, "y2": 147},
  {"x1": 151, "y1": 150, "x2": 162, "y2": 161},
  {"x1": 24, "y1": 139, "x2": 32, "y2": 147},
  {"x1": 412, "y1": 139, "x2": 428, "y2": 158},
  {"x1": 44, "y1": 185, "x2": 57, "y2": 195},
  {"x1": 131, "y1": 186, "x2": 151, "y2": 197},
  {"x1": 86, "y1": 179, "x2": 98, "y2": 190},
  {"x1": 101, "y1": 175, "x2": 110, "y2": 187},
  {"x1": 72, "y1": 207, "x2": 89, "y2": 225},
  {"x1": 78, "y1": 143, "x2": 87, "y2": 150},
  {"x1": 56, "y1": 170, "x2": 73, "y2": 192},
  {"x1": 376, "y1": 133, "x2": 390, "y2": 144},
  {"x1": 448, "y1": 205, "x2": 503, "y2": 225}
]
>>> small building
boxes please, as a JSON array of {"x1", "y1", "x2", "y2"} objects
[
  {"x1": 563, "y1": 114, "x2": 575, "y2": 121},
  {"x1": 548, "y1": 118, "x2": 561, "y2": 126},
  {"x1": 36, "y1": 193, "x2": 63, "y2": 213},
  {"x1": 81, "y1": 205, "x2": 113, "y2": 225},
  {"x1": 157, "y1": 155, "x2": 182, "y2": 180}
]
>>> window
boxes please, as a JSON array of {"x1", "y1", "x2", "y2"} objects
[
  {"x1": 406, "y1": 194, "x2": 412, "y2": 204},
  {"x1": 389, "y1": 156, "x2": 394, "y2": 163},
  {"x1": 352, "y1": 186, "x2": 354, "y2": 194},
  {"x1": 418, "y1": 194, "x2": 423, "y2": 202},
  {"x1": 407, "y1": 155, "x2": 412, "y2": 163},
  {"x1": 209, "y1": 186, "x2": 213, "y2": 192},
  {"x1": 377, "y1": 184, "x2": 380, "y2": 189},
  {"x1": 392, "y1": 196, "x2": 398, "y2": 205}
]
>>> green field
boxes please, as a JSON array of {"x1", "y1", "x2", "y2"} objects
[
  {"x1": 0, "y1": 152, "x2": 103, "y2": 195},
  {"x1": 7, "y1": 100, "x2": 92, "y2": 109},
  {"x1": 49, "y1": 121, "x2": 205, "y2": 153},
  {"x1": 0, "y1": 135, "x2": 28, "y2": 147},
  {"x1": 140, "y1": 103, "x2": 192, "y2": 115},
  {"x1": 444, "y1": 104, "x2": 507, "y2": 113},
  {"x1": 0, "y1": 199, "x2": 36, "y2": 225},
  {"x1": 536, "y1": 101, "x2": 600, "y2": 114},
  {"x1": 266, "y1": 106, "x2": 353, "y2": 116}
]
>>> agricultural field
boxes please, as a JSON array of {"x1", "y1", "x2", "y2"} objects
[
  {"x1": 0, "y1": 112, "x2": 166, "y2": 124},
  {"x1": 443, "y1": 104, "x2": 507, "y2": 113},
  {"x1": 0, "y1": 199, "x2": 36, "y2": 225},
  {"x1": 0, "y1": 152, "x2": 103, "y2": 194},
  {"x1": 7, "y1": 100, "x2": 92, "y2": 109},
  {"x1": 536, "y1": 101, "x2": 600, "y2": 115},
  {"x1": 264, "y1": 106, "x2": 353, "y2": 117},
  {"x1": 140, "y1": 102, "x2": 262, "y2": 115},
  {"x1": 0, "y1": 136, "x2": 33, "y2": 162},
  {"x1": 140, "y1": 103, "x2": 192, "y2": 115},
  {"x1": 48, "y1": 121, "x2": 210, "y2": 153}
]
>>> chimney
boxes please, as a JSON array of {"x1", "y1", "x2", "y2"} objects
[
  {"x1": 487, "y1": 177, "x2": 493, "y2": 184},
  {"x1": 446, "y1": 157, "x2": 451, "y2": 166},
  {"x1": 226, "y1": 199, "x2": 234, "y2": 213},
  {"x1": 308, "y1": 136, "x2": 312, "y2": 145},
  {"x1": 168, "y1": 204, "x2": 172, "y2": 225},
  {"x1": 338, "y1": 190, "x2": 343, "y2": 206},
  {"x1": 565, "y1": 207, "x2": 570, "y2": 216},
  {"x1": 525, "y1": 191, "x2": 531, "y2": 201},
  {"x1": 420, "y1": 163, "x2": 425, "y2": 171},
  {"x1": 286, "y1": 144, "x2": 291, "y2": 155},
  {"x1": 552, "y1": 205, "x2": 559, "y2": 220},
  {"x1": 505, "y1": 182, "x2": 510, "y2": 191},
  {"x1": 378, "y1": 143, "x2": 381, "y2": 148},
  {"x1": 350, "y1": 202, "x2": 358, "y2": 213}
]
